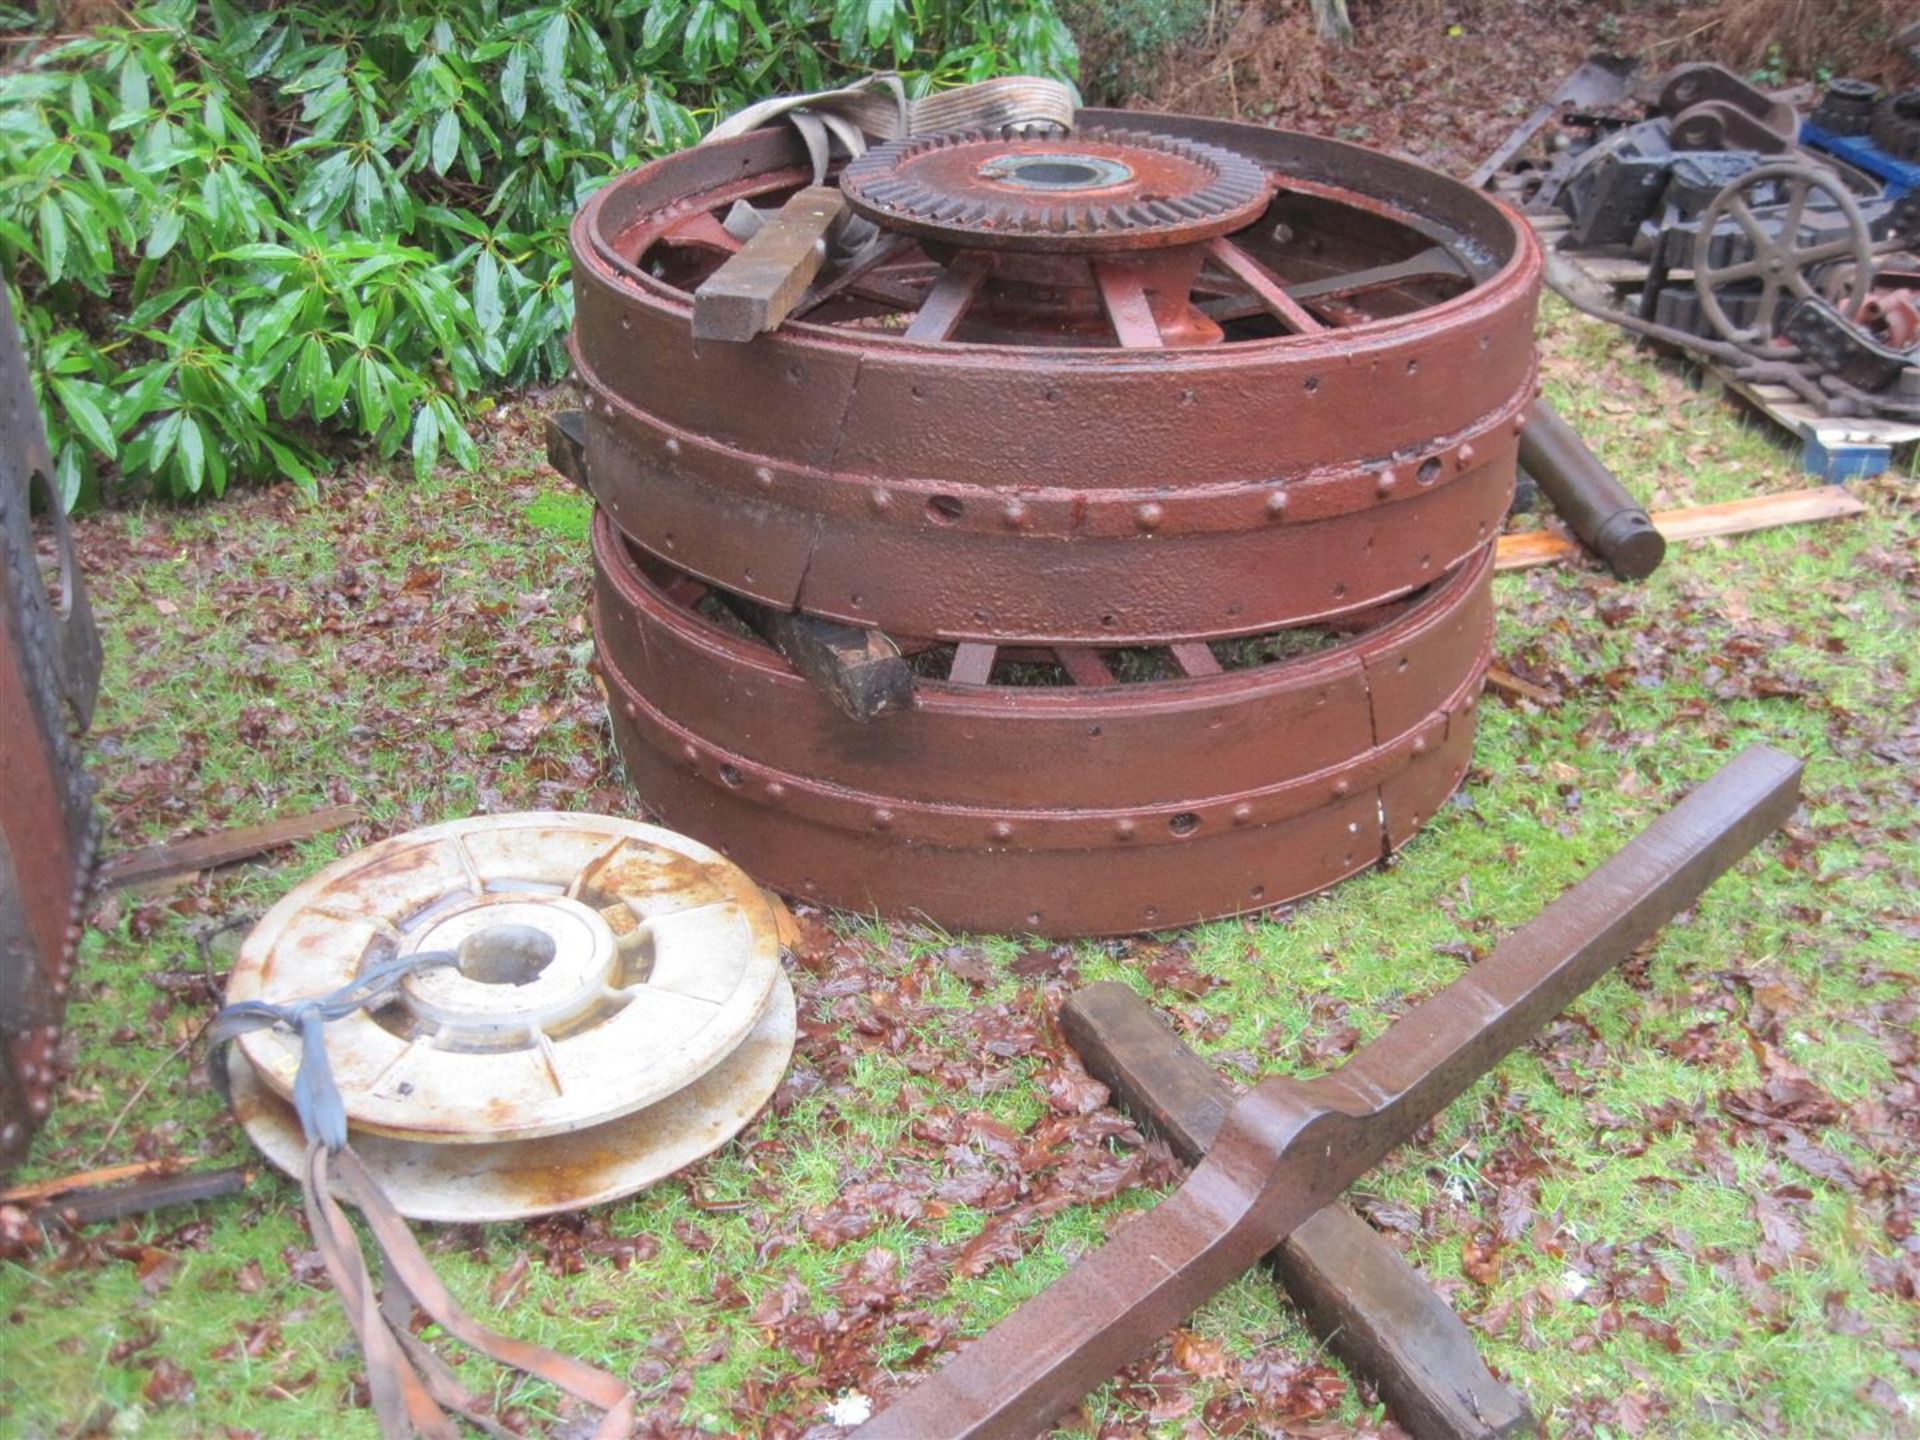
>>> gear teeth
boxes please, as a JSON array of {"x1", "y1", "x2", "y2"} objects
[{"x1": 837, "y1": 127, "x2": 1273, "y2": 248}]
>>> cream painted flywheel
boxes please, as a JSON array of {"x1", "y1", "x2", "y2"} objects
[{"x1": 222, "y1": 812, "x2": 796, "y2": 1221}]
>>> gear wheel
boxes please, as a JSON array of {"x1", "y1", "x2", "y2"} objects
[
  {"x1": 1811, "y1": 77, "x2": 1879, "y2": 137},
  {"x1": 838, "y1": 127, "x2": 1271, "y2": 253},
  {"x1": 1870, "y1": 90, "x2": 1920, "y2": 161}
]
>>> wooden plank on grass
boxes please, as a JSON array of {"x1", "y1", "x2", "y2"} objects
[
  {"x1": 1496, "y1": 487, "x2": 1866, "y2": 573},
  {"x1": 100, "y1": 804, "x2": 363, "y2": 890}
]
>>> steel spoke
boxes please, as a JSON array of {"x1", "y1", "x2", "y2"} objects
[
  {"x1": 1204, "y1": 237, "x2": 1326, "y2": 334},
  {"x1": 1093, "y1": 261, "x2": 1164, "y2": 348},
  {"x1": 661, "y1": 210, "x2": 743, "y2": 254},
  {"x1": 790, "y1": 232, "x2": 917, "y2": 320},
  {"x1": 1055, "y1": 648, "x2": 1117, "y2": 686},
  {"x1": 904, "y1": 253, "x2": 989, "y2": 343},
  {"x1": 948, "y1": 642, "x2": 997, "y2": 686}
]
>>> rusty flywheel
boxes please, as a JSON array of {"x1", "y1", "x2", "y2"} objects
[{"x1": 568, "y1": 107, "x2": 1542, "y2": 937}]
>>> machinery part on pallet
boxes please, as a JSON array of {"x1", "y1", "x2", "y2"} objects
[
  {"x1": 1517, "y1": 400, "x2": 1665, "y2": 580},
  {"x1": 1856, "y1": 281, "x2": 1920, "y2": 348},
  {"x1": 571, "y1": 108, "x2": 1541, "y2": 645},
  {"x1": 592, "y1": 513, "x2": 1493, "y2": 937},
  {"x1": 855, "y1": 744, "x2": 1804, "y2": 1439},
  {"x1": 1060, "y1": 984, "x2": 1538, "y2": 1440},
  {"x1": 1782, "y1": 296, "x2": 1914, "y2": 391},
  {"x1": 1468, "y1": 52, "x2": 1636, "y2": 190},
  {"x1": 1693, "y1": 162, "x2": 1875, "y2": 350},
  {"x1": 221, "y1": 813, "x2": 795, "y2": 1221},
  {"x1": 1656, "y1": 62, "x2": 1798, "y2": 140},
  {"x1": 1811, "y1": 78, "x2": 1880, "y2": 138},
  {"x1": 1871, "y1": 89, "x2": 1920, "y2": 163},
  {"x1": 0, "y1": 285, "x2": 99, "y2": 1180},
  {"x1": 1669, "y1": 98, "x2": 1793, "y2": 156},
  {"x1": 838, "y1": 128, "x2": 1271, "y2": 253}
]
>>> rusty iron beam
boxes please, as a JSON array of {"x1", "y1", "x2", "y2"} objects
[
  {"x1": 724, "y1": 599, "x2": 913, "y2": 724},
  {"x1": 1061, "y1": 984, "x2": 1537, "y2": 1440},
  {"x1": 545, "y1": 409, "x2": 590, "y2": 492},
  {"x1": 857, "y1": 744, "x2": 1802, "y2": 1437}
]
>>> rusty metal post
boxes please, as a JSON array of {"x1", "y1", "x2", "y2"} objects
[
  {"x1": 857, "y1": 744, "x2": 1802, "y2": 1438},
  {"x1": 1061, "y1": 984, "x2": 1536, "y2": 1439},
  {"x1": 1519, "y1": 401, "x2": 1666, "y2": 580}
]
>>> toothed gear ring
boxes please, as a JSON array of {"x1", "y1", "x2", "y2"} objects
[{"x1": 838, "y1": 128, "x2": 1272, "y2": 252}]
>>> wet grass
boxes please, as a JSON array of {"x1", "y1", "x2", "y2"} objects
[{"x1": 1, "y1": 303, "x2": 1916, "y2": 1438}]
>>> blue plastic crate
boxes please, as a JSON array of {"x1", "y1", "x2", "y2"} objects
[{"x1": 1800, "y1": 121, "x2": 1920, "y2": 199}]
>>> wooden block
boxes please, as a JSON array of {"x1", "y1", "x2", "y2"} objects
[{"x1": 692, "y1": 187, "x2": 846, "y2": 342}]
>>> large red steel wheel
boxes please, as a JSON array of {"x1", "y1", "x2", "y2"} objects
[
  {"x1": 591, "y1": 513, "x2": 1491, "y2": 937},
  {"x1": 571, "y1": 111, "x2": 1542, "y2": 646}
]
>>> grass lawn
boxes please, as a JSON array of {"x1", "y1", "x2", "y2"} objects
[{"x1": 0, "y1": 299, "x2": 1915, "y2": 1439}]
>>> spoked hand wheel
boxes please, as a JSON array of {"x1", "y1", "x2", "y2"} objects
[{"x1": 1693, "y1": 162, "x2": 1875, "y2": 351}]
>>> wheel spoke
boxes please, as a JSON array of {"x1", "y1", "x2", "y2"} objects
[
  {"x1": 1779, "y1": 181, "x2": 1811, "y2": 245},
  {"x1": 1701, "y1": 259, "x2": 1764, "y2": 284},
  {"x1": 904, "y1": 252, "x2": 989, "y2": 343},
  {"x1": 1168, "y1": 642, "x2": 1222, "y2": 678},
  {"x1": 791, "y1": 233, "x2": 916, "y2": 320},
  {"x1": 662, "y1": 211, "x2": 743, "y2": 254},
  {"x1": 948, "y1": 642, "x2": 997, "y2": 686},
  {"x1": 1204, "y1": 237, "x2": 1325, "y2": 334},
  {"x1": 1093, "y1": 261, "x2": 1164, "y2": 348},
  {"x1": 1727, "y1": 196, "x2": 1772, "y2": 248},
  {"x1": 1794, "y1": 236, "x2": 1862, "y2": 265},
  {"x1": 1055, "y1": 648, "x2": 1117, "y2": 686}
]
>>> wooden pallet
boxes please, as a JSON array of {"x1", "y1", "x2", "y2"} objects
[{"x1": 1525, "y1": 212, "x2": 1920, "y2": 481}]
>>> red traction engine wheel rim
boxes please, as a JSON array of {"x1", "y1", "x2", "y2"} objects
[
  {"x1": 570, "y1": 110, "x2": 1543, "y2": 646},
  {"x1": 591, "y1": 514, "x2": 1493, "y2": 938}
]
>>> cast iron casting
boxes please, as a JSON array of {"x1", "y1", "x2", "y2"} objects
[
  {"x1": 856, "y1": 744, "x2": 1802, "y2": 1436},
  {"x1": 1060, "y1": 983, "x2": 1537, "y2": 1439}
]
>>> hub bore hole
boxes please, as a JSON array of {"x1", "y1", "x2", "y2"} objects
[{"x1": 456, "y1": 924, "x2": 557, "y2": 986}]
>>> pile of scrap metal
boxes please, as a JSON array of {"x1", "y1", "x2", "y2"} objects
[
  {"x1": 1481, "y1": 54, "x2": 1920, "y2": 420},
  {"x1": 555, "y1": 88, "x2": 1556, "y2": 937}
]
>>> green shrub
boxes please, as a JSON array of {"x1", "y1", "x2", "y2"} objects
[{"x1": 0, "y1": 0, "x2": 1076, "y2": 506}]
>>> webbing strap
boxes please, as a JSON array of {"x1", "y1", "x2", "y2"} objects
[{"x1": 213, "y1": 958, "x2": 635, "y2": 1438}]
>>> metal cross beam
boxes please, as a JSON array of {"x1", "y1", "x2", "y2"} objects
[
  {"x1": 858, "y1": 744, "x2": 1802, "y2": 1438},
  {"x1": 1061, "y1": 984, "x2": 1536, "y2": 1439}
]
